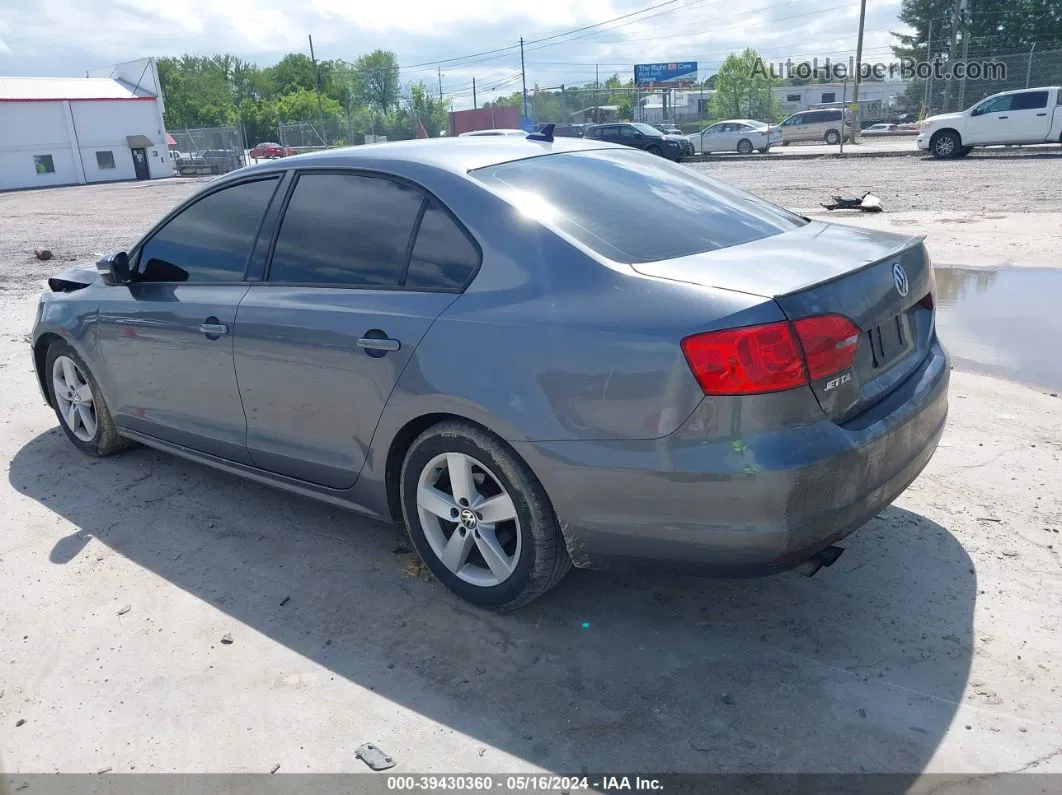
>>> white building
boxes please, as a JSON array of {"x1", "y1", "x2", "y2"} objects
[
  {"x1": 0, "y1": 58, "x2": 171, "y2": 191},
  {"x1": 774, "y1": 81, "x2": 910, "y2": 114}
]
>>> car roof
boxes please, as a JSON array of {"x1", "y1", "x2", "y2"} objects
[{"x1": 229, "y1": 136, "x2": 624, "y2": 178}]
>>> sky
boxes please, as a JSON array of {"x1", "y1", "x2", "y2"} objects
[{"x1": 0, "y1": 0, "x2": 909, "y2": 109}]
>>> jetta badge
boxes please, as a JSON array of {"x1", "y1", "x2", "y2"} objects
[{"x1": 892, "y1": 263, "x2": 910, "y2": 297}]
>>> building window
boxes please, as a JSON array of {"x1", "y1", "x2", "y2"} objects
[
  {"x1": 96, "y1": 151, "x2": 116, "y2": 170},
  {"x1": 786, "y1": 94, "x2": 801, "y2": 102},
  {"x1": 34, "y1": 155, "x2": 55, "y2": 175},
  {"x1": 821, "y1": 92, "x2": 836, "y2": 103}
]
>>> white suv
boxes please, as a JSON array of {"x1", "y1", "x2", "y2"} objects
[{"x1": 918, "y1": 86, "x2": 1062, "y2": 159}]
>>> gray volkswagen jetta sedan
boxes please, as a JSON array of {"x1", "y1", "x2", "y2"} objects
[{"x1": 30, "y1": 135, "x2": 949, "y2": 610}]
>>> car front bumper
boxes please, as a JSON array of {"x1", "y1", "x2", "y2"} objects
[
  {"x1": 517, "y1": 338, "x2": 950, "y2": 576},
  {"x1": 916, "y1": 133, "x2": 930, "y2": 150}
]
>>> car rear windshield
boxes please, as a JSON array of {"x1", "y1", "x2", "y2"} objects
[{"x1": 470, "y1": 149, "x2": 806, "y2": 263}]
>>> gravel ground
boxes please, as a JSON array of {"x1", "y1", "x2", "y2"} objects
[{"x1": 689, "y1": 150, "x2": 1062, "y2": 213}]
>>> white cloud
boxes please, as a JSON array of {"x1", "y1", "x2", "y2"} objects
[{"x1": 0, "y1": 0, "x2": 909, "y2": 108}]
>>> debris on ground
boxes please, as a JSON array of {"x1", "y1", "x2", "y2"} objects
[
  {"x1": 355, "y1": 743, "x2": 396, "y2": 771},
  {"x1": 392, "y1": 544, "x2": 411, "y2": 554},
  {"x1": 270, "y1": 763, "x2": 281, "y2": 774},
  {"x1": 117, "y1": 605, "x2": 131, "y2": 616},
  {"x1": 34, "y1": 247, "x2": 53, "y2": 261},
  {"x1": 279, "y1": 596, "x2": 290, "y2": 607},
  {"x1": 220, "y1": 633, "x2": 234, "y2": 645},
  {"x1": 16, "y1": 718, "x2": 26, "y2": 727},
  {"x1": 97, "y1": 767, "x2": 112, "y2": 774},
  {"x1": 403, "y1": 558, "x2": 430, "y2": 579},
  {"x1": 820, "y1": 193, "x2": 884, "y2": 213}
]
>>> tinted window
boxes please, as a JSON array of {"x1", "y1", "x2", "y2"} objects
[
  {"x1": 472, "y1": 149, "x2": 806, "y2": 264},
  {"x1": 631, "y1": 123, "x2": 664, "y2": 136},
  {"x1": 137, "y1": 177, "x2": 278, "y2": 283},
  {"x1": 821, "y1": 92, "x2": 836, "y2": 103},
  {"x1": 786, "y1": 93, "x2": 801, "y2": 102},
  {"x1": 1011, "y1": 91, "x2": 1049, "y2": 110},
  {"x1": 405, "y1": 200, "x2": 480, "y2": 290},
  {"x1": 268, "y1": 173, "x2": 422, "y2": 286},
  {"x1": 618, "y1": 126, "x2": 636, "y2": 139}
]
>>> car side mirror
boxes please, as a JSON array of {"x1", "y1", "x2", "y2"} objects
[{"x1": 97, "y1": 251, "x2": 131, "y2": 284}]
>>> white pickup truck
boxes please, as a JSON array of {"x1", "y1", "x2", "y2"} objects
[{"x1": 917, "y1": 86, "x2": 1062, "y2": 159}]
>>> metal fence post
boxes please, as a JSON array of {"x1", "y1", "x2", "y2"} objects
[{"x1": 1026, "y1": 43, "x2": 1037, "y2": 88}]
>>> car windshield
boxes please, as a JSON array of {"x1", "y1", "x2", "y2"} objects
[
  {"x1": 471, "y1": 149, "x2": 806, "y2": 264},
  {"x1": 632, "y1": 123, "x2": 664, "y2": 137}
]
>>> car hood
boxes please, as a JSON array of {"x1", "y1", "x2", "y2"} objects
[
  {"x1": 631, "y1": 220, "x2": 923, "y2": 298},
  {"x1": 46, "y1": 263, "x2": 101, "y2": 293},
  {"x1": 921, "y1": 112, "x2": 964, "y2": 127},
  {"x1": 660, "y1": 135, "x2": 688, "y2": 143}
]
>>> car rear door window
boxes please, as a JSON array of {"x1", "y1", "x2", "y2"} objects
[
  {"x1": 472, "y1": 148, "x2": 805, "y2": 264},
  {"x1": 404, "y1": 200, "x2": 481, "y2": 290},
  {"x1": 268, "y1": 173, "x2": 423, "y2": 286},
  {"x1": 135, "y1": 177, "x2": 279, "y2": 283},
  {"x1": 1011, "y1": 91, "x2": 1049, "y2": 110}
]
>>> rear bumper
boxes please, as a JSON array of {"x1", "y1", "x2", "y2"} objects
[{"x1": 517, "y1": 339, "x2": 950, "y2": 576}]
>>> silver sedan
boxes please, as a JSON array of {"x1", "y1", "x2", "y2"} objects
[{"x1": 689, "y1": 119, "x2": 781, "y2": 154}]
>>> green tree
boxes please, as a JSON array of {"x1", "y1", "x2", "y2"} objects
[
  {"x1": 712, "y1": 47, "x2": 779, "y2": 121},
  {"x1": 356, "y1": 50, "x2": 401, "y2": 113},
  {"x1": 276, "y1": 88, "x2": 342, "y2": 122},
  {"x1": 404, "y1": 81, "x2": 448, "y2": 136}
]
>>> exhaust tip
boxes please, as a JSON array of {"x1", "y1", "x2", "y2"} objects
[{"x1": 793, "y1": 545, "x2": 845, "y2": 577}]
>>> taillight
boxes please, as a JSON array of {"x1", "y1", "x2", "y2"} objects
[
  {"x1": 681, "y1": 321, "x2": 807, "y2": 395},
  {"x1": 681, "y1": 313, "x2": 860, "y2": 395},
  {"x1": 792, "y1": 314, "x2": 861, "y2": 381},
  {"x1": 918, "y1": 292, "x2": 934, "y2": 310}
]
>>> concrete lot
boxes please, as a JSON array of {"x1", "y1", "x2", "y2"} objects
[{"x1": 1, "y1": 154, "x2": 1060, "y2": 785}]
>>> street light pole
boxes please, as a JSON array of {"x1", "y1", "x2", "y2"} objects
[
  {"x1": 850, "y1": 0, "x2": 867, "y2": 143},
  {"x1": 520, "y1": 37, "x2": 529, "y2": 122}
]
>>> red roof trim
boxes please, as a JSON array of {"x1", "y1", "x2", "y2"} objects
[{"x1": 0, "y1": 96, "x2": 157, "y2": 103}]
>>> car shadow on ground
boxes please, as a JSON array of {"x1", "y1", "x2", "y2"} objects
[{"x1": 11, "y1": 428, "x2": 975, "y2": 781}]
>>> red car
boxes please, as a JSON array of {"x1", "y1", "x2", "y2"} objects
[{"x1": 249, "y1": 142, "x2": 294, "y2": 160}]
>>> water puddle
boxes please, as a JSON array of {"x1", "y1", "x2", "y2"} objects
[{"x1": 934, "y1": 266, "x2": 1062, "y2": 393}]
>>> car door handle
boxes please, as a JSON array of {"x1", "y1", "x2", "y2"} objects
[
  {"x1": 357, "y1": 336, "x2": 400, "y2": 352},
  {"x1": 1036, "y1": 112, "x2": 1047, "y2": 116},
  {"x1": 997, "y1": 116, "x2": 1008, "y2": 119},
  {"x1": 199, "y1": 322, "x2": 229, "y2": 336}
]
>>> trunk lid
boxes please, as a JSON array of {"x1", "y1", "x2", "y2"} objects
[{"x1": 632, "y1": 221, "x2": 936, "y2": 422}]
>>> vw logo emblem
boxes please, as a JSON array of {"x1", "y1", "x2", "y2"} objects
[
  {"x1": 459, "y1": 509, "x2": 478, "y2": 529},
  {"x1": 892, "y1": 263, "x2": 910, "y2": 297}
]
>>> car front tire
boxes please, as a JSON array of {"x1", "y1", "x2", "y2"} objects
[
  {"x1": 46, "y1": 339, "x2": 132, "y2": 457},
  {"x1": 931, "y1": 130, "x2": 961, "y2": 159},
  {"x1": 400, "y1": 420, "x2": 572, "y2": 611},
  {"x1": 737, "y1": 139, "x2": 754, "y2": 154}
]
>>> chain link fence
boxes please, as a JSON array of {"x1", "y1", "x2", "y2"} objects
[
  {"x1": 922, "y1": 47, "x2": 1062, "y2": 115},
  {"x1": 169, "y1": 127, "x2": 246, "y2": 175}
]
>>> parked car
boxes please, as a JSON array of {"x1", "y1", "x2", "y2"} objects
[
  {"x1": 917, "y1": 86, "x2": 1062, "y2": 159},
  {"x1": 584, "y1": 122, "x2": 694, "y2": 159},
  {"x1": 31, "y1": 136, "x2": 948, "y2": 610},
  {"x1": 458, "y1": 129, "x2": 527, "y2": 137},
  {"x1": 688, "y1": 119, "x2": 781, "y2": 154},
  {"x1": 550, "y1": 124, "x2": 585, "y2": 138},
  {"x1": 198, "y1": 149, "x2": 244, "y2": 174},
  {"x1": 249, "y1": 142, "x2": 295, "y2": 160},
  {"x1": 652, "y1": 124, "x2": 684, "y2": 136},
  {"x1": 863, "y1": 123, "x2": 898, "y2": 134},
  {"x1": 777, "y1": 108, "x2": 851, "y2": 145}
]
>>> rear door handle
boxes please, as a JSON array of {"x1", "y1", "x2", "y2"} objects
[
  {"x1": 199, "y1": 322, "x2": 229, "y2": 336},
  {"x1": 357, "y1": 337, "x2": 400, "y2": 352},
  {"x1": 998, "y1": 116, "x2": 1008, "y2": 119},
  {"x1": 1036, "y1": 112, "x2": 1047, "y2": 116}
]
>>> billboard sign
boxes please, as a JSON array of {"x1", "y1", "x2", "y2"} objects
[{"x1": 634, "y1": 62, "x2": 698, "y2": 86}]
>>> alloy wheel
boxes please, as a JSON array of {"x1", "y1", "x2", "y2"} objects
[
  {"x1": 416, "y1": 452, "x2": 522, "y2": 587},
  {"x1": 52, "y1": 355, "x2": 97, "y2": 442}
]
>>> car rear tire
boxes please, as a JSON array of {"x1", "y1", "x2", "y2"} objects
[
  {"x1": 931, "y1": 130, "x2": 961, "y2": 159},
  {"x1": 400, "y1": 420, "x2": 572, "y2": 611},
  {"x1": 958, "y1": 146, "x2": 973, "y2": 157},
  {"x1": 737, "y1": 139, "x2": 754, "y2": 154},
  {"x1": 825, "y1": 130, "x2": 841, "y2": 145},
  {"x1": 46, "y1": 339, "x2": 132, "y2": 457}
]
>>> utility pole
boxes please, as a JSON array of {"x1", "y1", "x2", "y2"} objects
[
  {"x1": 957, "y1": 0, "x2": 971, "y2": 110},
  {"x1": 923, "y1": 20, "x2": 934, "y2": 118},
  {"x1": 437, "y1": 66, "x2": 443, "y2": 100},
  {"x1": 308, "y1": 35, "x2": 323, "y2": 119},
  {"x1": 560, "y1": 84, "x2": 567, "y2": 122},
  {"x1": 850, "y1": 0, "x2": 867, "y2": 143},
  {"x1": 473, "y1": 77, "x2": 477, "y2": 110},
  {"x1": 520, "y1": 37, "x2": 529, "y2": 122},
  {"x1": 945, "y1": 0, "x2": 963, "y2": 111}
]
